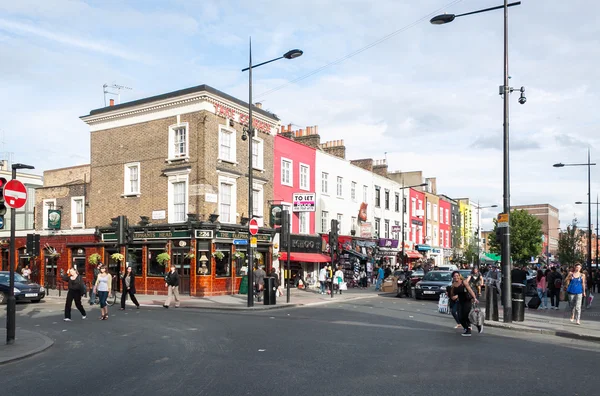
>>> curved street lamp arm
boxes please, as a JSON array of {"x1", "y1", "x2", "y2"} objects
[
  {"x1": 242, "y1": 56, "x2": 284, "y2": 72},
  {"x1": 456, "y1": 2, "x2": 521, "y2": 18}
]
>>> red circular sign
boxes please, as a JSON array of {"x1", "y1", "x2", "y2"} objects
[
  {"x1": 249, "y1": 218, "x2": 259, "y2": 235},
  {"x1": 3, "y1": 180, "x2": 27, "y2": 209}
]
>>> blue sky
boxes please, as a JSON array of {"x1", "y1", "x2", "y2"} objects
[{"x1": 1, "y1": 0, "x2": 599, "y2": 230}]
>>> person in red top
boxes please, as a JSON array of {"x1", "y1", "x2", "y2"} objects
[{"x1": 536, "y1": 270, "x2": 548, "y2": 309}]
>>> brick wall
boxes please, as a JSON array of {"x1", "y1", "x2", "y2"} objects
[
  {"x1": 350, "y1": 158, "x2": 373, "y2": 172},
  {"x1": 44, "y1": 165, "x2": 90, "y2": 187}
]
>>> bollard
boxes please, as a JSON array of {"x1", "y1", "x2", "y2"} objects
[{"x1": 485, "y1": 284, "x2": 499, "y2": 321}]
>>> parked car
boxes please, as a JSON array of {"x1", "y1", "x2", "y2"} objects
[
  {"x1": 414, "y1": 271, "x2": 452, "y2": 300},
  {"x1": 0, "y1": 271, "x2": 46, "y2": 304},
  {"x1": 409, "y1": 269, "x2": 425, "y2": 287},
  {"x1": 438, "y1": 265, "x2": 459, "y2": 271}
]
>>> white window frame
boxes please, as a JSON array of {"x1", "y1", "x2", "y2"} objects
[
  {"x1": 252, "y1": 181, "x2": 266, "y2": 226},
  {"x1": 252, "y1": 137, "x2": 264, "y2": 171},
  {"x1": 433, "y1": 204, "x2": 438, "y2": 222},
  {"x1": 42, "y1": 199, "x2": 56, "y2": 230},
  {"x1": 351, "y1": 182, "x2": 356, "y2": 201},
  {"x1": 123, "y1": 162, "x2": 140, "y2": 197},
  {"x1": 218, "y1": 124, "x2": 237, "y2": 164},
  {"x1": 337, "y1": 213, "x2": 343, "y2": 234},
  {"x1": 166, "y1": 169, "x2": 190, "y2": 223},
  {"x1": 336, "y1": 176, "x2": 343, "y2": 197},
  {"x1": 281, "y1": 158, "x2": 293, "y2": 187},
  {"x1": 71, "y1": 196, "x2": 85, "y2": 228},
  {"x1": 299, "y1": 211, "x2": 309, "y2": 234},
  {"x1": 351, "y1": 216, "x2": 357, "y2": 232},
  {"x1": 446, "y1": 209, "x2": 450, "y2": 225},
  {"x1": 168, "y1": 122, "x2": 190, "y2": 161},
  {"x1": 427, "y1": 202, "x2": 432, "y2": 219},
  {"x1": 411, "y1": 198, "x2": 416, "y2": 215},
  {"x1": 321, "y1": 211, "x2": 329, "y2": 233},
  {"x1": 363, "y1": 185, "x2": 368, "y2": 202},
  {"x1": 299, "y1": 163, "x2": 310, "y2": 191},
  {"x1": 321, "y1": 172, "x2": 329, "y2": 195},
  {"x1": 384, "y1": 220, "x2": 389, "y2": 238},
  {"x1": 217, "y1": 172, "x2": 239, "y2": 224},
  {"x1": 374, "y1": 218, "x2": 380, "y2": 237}
]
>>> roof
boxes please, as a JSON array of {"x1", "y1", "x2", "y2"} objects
[{"x1": 84, "y1": 84, "x2": 279, "y2": 120}]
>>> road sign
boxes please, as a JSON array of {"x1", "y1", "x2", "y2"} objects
[
  {"x1": 498, "y1": 222, "x2": 509, "y2": 228},
  {"x1": 3, "y1": 179, "x2": 27, "y2": 209},
  {"x1": 233, "y1": 239, "x2": 248, "y2": 245},
  {"x1": 249, "y1": 218, "x2": 259, "y2": 235},
  {"x1": 497, "y1": 213, "x2": 508, "y2": 223},
  {"x1": 250, "y1": 237, "x2": 257, "y2": 248}
]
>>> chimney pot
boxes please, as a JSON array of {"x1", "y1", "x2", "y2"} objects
[
  {"x1": 109, "y1": 99, "x2": 115, "y2": 106},
  {"x1": 288, "y1": 123, "x2": 292, "y2": 132},
  {"x1": 255, "y1": 102, "x2": 262, "y2": 109},
  {"x1": 314, "y1": 125, "x2": 319, "y2": 134}
]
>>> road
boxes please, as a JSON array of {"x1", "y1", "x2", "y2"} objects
[{"x1": 1, "y1": 295, "x2": 599, "y2": 395}]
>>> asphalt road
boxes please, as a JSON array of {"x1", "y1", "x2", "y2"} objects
[{"x1": 1, "y1": 296, "x2": 599, "y2": 396}]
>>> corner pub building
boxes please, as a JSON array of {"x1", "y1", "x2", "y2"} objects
[{"x1": 17, "y1": 84, "x2": 281, "y2": 296}]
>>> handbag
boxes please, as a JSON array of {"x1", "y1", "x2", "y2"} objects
[
  {"x1": 438, "y1": 293, "x2": 449, "y2": 314},
  {"x1": 468, "y1": 303, "x2": 484, "y2": 327},
  {"x1": 339, "y1": 282, "x2": 348, "y2": 291}
]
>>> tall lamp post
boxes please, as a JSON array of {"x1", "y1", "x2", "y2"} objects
[
  {"x1": 400, "y1": 182, "x2": 428, "y2": 267},
  {"x1": 431, "y1": 1, "x2": 523, "y2": 323},
  {"x1": 6, "y1": 163, "x2": 35, "y2": 345},
  {"x1": 553, "y1": 148, "x2": 596, "y2": 271},
  {"x1": 242, "y1": 40, "x2": 302, "y2": 307},
  {"x1": 575, "y1": 195, "x2": 599, "y2": 268},
  {"x1": 473, "y1": 203, "x2": 498, "y2": 269}
]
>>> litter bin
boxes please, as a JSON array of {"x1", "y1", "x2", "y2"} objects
[
  {"x1": 511, "y1": 283, "x2": 525, "y2": 322},
  {"x1": 263, "y1": 277, "x2": 277, "y2": 305}
]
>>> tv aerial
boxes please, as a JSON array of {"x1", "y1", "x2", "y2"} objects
[{"x1": 103, "y1": 83, "x2": 132, "y2": 106}]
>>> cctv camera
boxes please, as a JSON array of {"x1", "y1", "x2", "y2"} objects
[
  {"x1": 519, "y1": 95, "x2": 526, "y2": 105},
  {"x1": 241, "y1": 132, "x2": 248, "y2": 141}
]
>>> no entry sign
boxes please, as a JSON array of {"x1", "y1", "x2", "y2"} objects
[
  {"x1": 3, "y1": 179, "x2": 27, "y2": 209},
  {"x1": 249, "y1": 218, "x2": 259, "y2": 235}
]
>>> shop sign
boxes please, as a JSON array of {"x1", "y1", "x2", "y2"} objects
[
  {"x1": 213, "y1": 102, "x2": 273, "y2": 133},
  {"x1": 289, "y1": 235, "x2": 322, "y2": 253},
  {"x1": 411, "y1": 219, "x2": 423, "y2": 226},
  {"x1": 215, "y1": 231, "x2": 271, "y2": 242},
  {"x1": 415, "y1": 244, "x2": 431, "y2": 251},
  {"x1": 195, "y1": 230, "x2": 213, "y2": 239},
  {"x1": 103, "y1": 230, "x2": 190, "y2": 241},
  {"x1": 292, "y1": 193, "x2": 316, "y2": 212},
  {"x1": 48, "y1": 209, "x2": 61, "y2": 230},
  {"x1": 391, "y1": 225, "x2": 401, "y2": 233},
  {"x1": 360, "y1": 223, "x2": 372, "y2": 238},
  {"x1": 378, "y1": 238, "x2": 399, "y2": 248}
]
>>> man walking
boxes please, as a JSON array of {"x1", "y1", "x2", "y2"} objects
[
  {"x1": 375, "y1": 265, "x2": 384, "y2": 291},
  {"x1": 163, "y1": 264, "x2": 180, "y2": 308},
  {"x1": 253, "y1": 265, "x2": 266, "y2": 302},
  {"x1": 318, "y1": 265, "x2": 327, "y2": 294},
  {"x1": 547, "y1": 267, "x2": 561, "y2": 309}
]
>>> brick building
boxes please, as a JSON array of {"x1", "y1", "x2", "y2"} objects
[{"x1": 512, "y1": 204, "x2": 560, "y2": 256}]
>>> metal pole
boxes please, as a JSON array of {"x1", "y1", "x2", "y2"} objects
[
  {"x1": 588, "y1": 148, "x2": 592, "y2": 272},
  {"x1": 401, "y1": 190, "x2": 406, "y2": 267},
  {"x1": 476, "y1": 203, "x2": 480, "y2": 269},
  {"x1": 596, "y1": 195, "x2": 598, "y2": 268},
  {"x1": 247, "y1": 37, "x2": 254, "y2": 308},
  {"x1": 286, "y1": 211, "x2": 291, "y2": 303},
  {"x1": 501, "y1": 0, "x2": 513, "y2": 323},
  {"x1": 6, "y1": 166, "x2": 17, "y2": 344}
]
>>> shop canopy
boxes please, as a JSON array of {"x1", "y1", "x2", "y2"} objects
[
  {"x1": 279, "y1": 252, "x2": 331, "y2": 263},
  {"x1": 344, "y1": 249, "x2": 368, "y2": 260},
  {"x1": 404, "y1": 251, "x2": 423, "y2": 259},
  {"x1": 484, "y1": 253, "x2": 501, "y2": 262}
]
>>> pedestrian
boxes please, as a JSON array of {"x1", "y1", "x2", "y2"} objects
[
  {"x1": 446, "y1": 284, "x2": 462, "y2": 329},
  {"x1": 449, "y1": 270, "x2": 481, "y2": 336},
  {"x1": 565, "y1": 263, "x2": 587, "y2": 325},
  {"x1": 89, "y1": 262, "x2": 102, "y2": 305},
  {"x1": 595, "y1": 270, "x2": 600, "y2": 294},
  {"x1": 318, "y1": 265, "x2": 327, "y2": 294},
  {"x1": 295, "y1": 268, "x2": 308, "y2": 291},
  {"x1": 334, "y1": 266, "x2": 344, "y2": 294},
  {"x1": 359, "y1": 267, "x2": 367, "y2": 289},
  {"x1": 93, "y1": 265, "x2": 112, "y2": 320},
  {"x1": 547, "y1": 267, "x2": 561, "y2": 310},
  {"x1": 21, "y1": 264, "x2": 32, "y2": 281},
  {"x1": 467, "y1": 267, "x2": 483, "y2": 298},
  {"x1": 120, "y1": 266, "x2": 140, "y2": 310},
  {"x1": 253, "y1": 265, "x2": 266, "y2": 302},
  {"x1": 375, "y1": 265, "x2": 384, "y2": 291},
  {"x1": 269, "y1": 268, "x2": 283, "y2": 297},
  {"x1": 163, "y1": 264, "x2": 180, "y2": 308},
  {"x1": 61, "y1": 267, "x2": 87, "y2": 322},
  {"x1": 536, "y1": 269, "x2": 548, "y2": 309}
]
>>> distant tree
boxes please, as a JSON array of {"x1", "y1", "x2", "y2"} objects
[
  {"x1": 463, "y1": 238, "x2": 478, "y2": 266},
  {"x1": 557, "y1": 218, "x2": 585, "y2": 266},
  {"x1": 488, "y1": 209, "x2": 543, "y2": 264}
]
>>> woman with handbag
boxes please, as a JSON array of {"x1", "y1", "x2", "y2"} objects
[
  {"x1": 61, "y1": 267, "x2": 87, "y2": 322},
  {"x1": 120, "y1": 266, "x2": 140, "y2": 310},
  {"x1": 94, "y1": 265, "x2": 112, "y2": 320},
  {"x1": 565, "y1": 263, "x2": 586, "y2": 325},
  {"x1": 449, "y1": 270, "x2": 481, "y2": 337},
  {"x1": 334, "y1": 267, "x2": 344, "y2": 295}
]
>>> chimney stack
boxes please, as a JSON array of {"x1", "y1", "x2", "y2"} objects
[
  {"x1": 294, "y1": 125, "x2": 321, "y2": 148},
  {"x1": 109, "y1": 99, "x2": 115, "y2": 106},
  {"x1": 321, "y1": 139, "x2": 346, "y2": 159},
  {"x1": 255, "y1": 102, "x2": 262, "y2": 109}
]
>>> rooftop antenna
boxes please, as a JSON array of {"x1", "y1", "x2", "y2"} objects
[{"x1": 103, "y1": 83, "x2": 132, "y2": 106}]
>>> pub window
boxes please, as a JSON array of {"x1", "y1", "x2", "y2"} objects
[
  {"x1": 148, "y1": 245, "x2": 167, "y2": 277},
  {"x1": 197, "y1": 241, "x2": 211, "y2": 276},
  {"x1": 71, "y1": 248, "x2": 86, "y2": 277},
  {"x1": 234, "y1": 247, "x2": 247, "y2": 276},
  {"x1": 18, "y1": 247, "x2": 31, "y2": 273},
  {"x1": 215, "y1": 243, "x2": 231, "y2": 277},
  {"x1": 255, "y1": 249, "x2": 268, "y2": 271},
  {"x1": 127, "y1": 247, "x2": 143, "y2": 276}
]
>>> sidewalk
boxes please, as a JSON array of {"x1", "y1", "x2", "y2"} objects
[
  {"x1": 483, "y1": 304, "x2": 600, "y2": 341},
  {"x1": 0, "y1": 329, "x2": 54, "y2": 366},
  {"x1": 45, "y1": 287, "x2": 379, "y2": 311}
]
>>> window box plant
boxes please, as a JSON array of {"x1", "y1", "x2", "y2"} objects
[
  {"x1": 156, "y1": 252, "x2": 170, "y2": 266},
  {"x1": 88, "y1": 253, "x2": 102, "y2": 265},
  {"x1": 212, "y1": 251, "x2": 225, "y2": 260}
]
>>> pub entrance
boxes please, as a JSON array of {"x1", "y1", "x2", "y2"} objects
[{"x1": 171, "y1": 244, "x2": 191, "y2": 295}]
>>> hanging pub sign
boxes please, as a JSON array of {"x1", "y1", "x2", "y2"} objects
[
  {"x1": 292, "y1": 193, "x2": 316, "y2": 212},
  {"x1": 48, "y1": 209, "x2": 61, "y2": 230}
]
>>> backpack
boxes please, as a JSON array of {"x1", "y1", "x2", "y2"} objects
[{"x1": 554, "y1": 277, "x2": 562, "y2": 290}]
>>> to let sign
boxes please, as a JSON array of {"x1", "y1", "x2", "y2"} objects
[
  {"x1": 292, "y1": 193, "x2": 316, "y2": 212},
  {"x1": 4, "y1": 180, "x2": 27, "y2": 209}
]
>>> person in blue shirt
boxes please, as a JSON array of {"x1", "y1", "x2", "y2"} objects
[{"x1": 375, "y1": 265, "x2": 384, "y2": 291}]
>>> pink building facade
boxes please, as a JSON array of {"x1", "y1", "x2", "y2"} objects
[{"x1": 438, "y1": 198, "x2": 452, "y2": 250}]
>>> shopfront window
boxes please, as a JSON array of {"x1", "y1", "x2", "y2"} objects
[
  {"x1": 197, "y1": 241, "x2": 211, "y2": 276},
  {"x1": 71, "y1": 248, "x2": 86, "y2": 276},
  {"x1": 105, "y1": 248, "x2": 122, "y2": 280},
  {"x1": 234, "y1": 247, "x2": 247, "y2": 276},
  {"x1": 127, "y1": 247, "x2": 143, "y2": 276},
  {"x1": 18, "y1": 247, "x2": 30, "y2": 272},
  {"x1": 256, "y1": 249, "x2": 269, "y2": 271},
  {"x1": 148, "y1": 245, "x2": 168, "y2": 277},
  {"x1": 215, "y1": 243, "x2": 231, "y2": 277}
]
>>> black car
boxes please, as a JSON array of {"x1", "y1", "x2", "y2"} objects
[
  {"x1": 414, "y1": 271, "x2": 452, "y2": 300},
  {"x1": 0, "y1": 271, "x2": 46, "y2": 304}
]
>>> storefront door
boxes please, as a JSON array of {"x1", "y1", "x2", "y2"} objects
[{"x1": 172, "y1": 248, "x2": 190, "y2": 295}]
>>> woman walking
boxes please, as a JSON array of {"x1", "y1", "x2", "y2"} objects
[
  {"x1": 536, "y1": 270, "x2": 548, "y2": 309},
  {"x1": 62, "y1": 267, "x2": 87, "y2": 322},
  {"x1": 120, "y1": 266, "x2": 140, "y2": 310},
  {"x1": 94, "y1": 265, "x2": 112, "y2": 320},
  {"x1": 449, "y1": 270, "x2": 481, "y2": 337},
  {"x1": 565, "y1": 264, "x2": 587, "y2": 325},
  {"x1": 334, "y1": 266, "x2": 344, "y2": 295}
]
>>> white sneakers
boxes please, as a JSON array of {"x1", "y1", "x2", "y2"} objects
[{"x1": 64, "y1": 318, "x2": 72, "y2": 322}]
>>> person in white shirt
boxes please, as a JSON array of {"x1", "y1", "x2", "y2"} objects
[
  {"x1": 334, "y1": 267, "x2": 345, "y2": 295},
  {"x1": 318, "y1": 266, "x2": 327, "y2": 295},
  {"x1": 21, "y1": 265, "x2": 32, "y2": 281}
]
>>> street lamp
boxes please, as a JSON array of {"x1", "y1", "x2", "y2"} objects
[
  {"x1": 242, "y1": 40, "x2": 302, "y2": 307},
  {"x1": 431, "y1": 1, "x2": 523, "y2": 323},
  {"x1": 6, "y1": 163, "x2": 35, "y2": 345},
  {"x1": 553, "y1": 148, "x2": 596, "y2": 271},
  {"x1": 473, "y1": 203, "x2": 498, "y2": 269},
  {"x1": 575, "y1": 196, "x2": 599, "y2": 268},
  {"x1": 399, "y1": 182, "x2": 428, "y2": 267}
]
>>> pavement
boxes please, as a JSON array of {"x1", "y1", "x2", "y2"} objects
[{"x1": 0, "y1": 328, "x2": 54, "y2": 365}]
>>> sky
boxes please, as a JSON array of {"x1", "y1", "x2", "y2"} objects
[{"x1": 1, "y1": 0, "x2": 599, "y2": 231}]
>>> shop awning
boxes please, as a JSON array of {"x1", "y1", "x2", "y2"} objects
[
  {"x1": 344, "y1": 249, "x2": 368, "y2": 260},
  {"x1": 279, "y1": 252, "x2": 331, "y2": 263},
  {"x1": 404, "y1": 251, "x2": 423, "y2": 259}
]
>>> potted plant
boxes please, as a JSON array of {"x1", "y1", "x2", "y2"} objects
[
  {"x1": 254, "y1": 252, "x2": 263, "y2": 260},
  {"x1": 212, "y1": 251, "x2": 225, "y2": 260},
  {"x1": 111, "y1": 253, "x2": 124, "y2": 262},
  {"x1": 156, "y1": 252, "x2": 170, "y2": 266},
  {"x1": 233, "y1": 251, "x2": 246, "y2": 260},
  {"x1": 88, "y1": 253, "x2": 102, "y2": 265},
  {"x1": 184, "y1": 251, "x2": 195, "y2": 259}
]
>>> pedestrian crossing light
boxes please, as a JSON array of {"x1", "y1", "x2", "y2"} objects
[
  {"x1": 330, "y1": 219, "x2": 339, "y2": 252},
  {"x1": 270, "y1": 204, "x2": 283, "y2": 227},
  {"x1": 0, "y1": 177, "x2": 7, "y2": 229}
]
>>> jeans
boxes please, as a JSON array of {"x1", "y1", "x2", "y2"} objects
[
  {"x1": 450, "y1": 300, "x2": 461, "y2": 325},
  {"x1": 537, "y1": 288, "x2": 548, "y2": 308},
  {"x1": 375, "y1": 278, "x2": 383, "y2": 291},
  {"x1": 320, "y1": 281, "x2": 326, "y2": 294},
  {"x1": 89, "y1": 290, "x2": 96, "y2": 305},
  {"x1": 549, "y1": 288, "x2": 560, "y2": 308},
  {"x1": 97, "y1": 291, "x2": 109, "y2": 308},
  {"x1": 568, "y1": 293, "x2": 583, "y2": 322}
]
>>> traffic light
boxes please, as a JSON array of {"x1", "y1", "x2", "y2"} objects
[
  {"x1": 495, "y1": 226, "x2": 504, "y2": 246},
  {"x1": 270, "y1": 204, "x2": 283, "y2": 228},
  {"x1": 111, "y1": 215, "x2": 128, "y2": 245},
  {"x1": 0, "y1": 177, "x2": 7, "y2": 229},
  {"x1": 330, "y1": 219, "x2": 339, "y2": 252},
  {"x1": 26, "y1": 234, "x2": 41, "y2": 257},
  {"x1": 280, "y1": 209, "x2": 290, "y2": 248}
]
